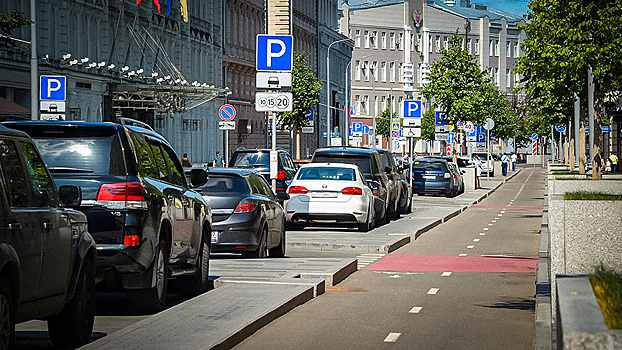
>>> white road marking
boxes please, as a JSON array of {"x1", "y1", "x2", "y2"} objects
[
  {"x1": 427, "y1": 288, "x2": 439, "y2": 295},
  {"x1": 488, "y1": 223, "x2": 494, "y2": 226},
  {"x1": 479, "y1": 233, "x2": 486, "y2": 236},
  {"x1": 390, "y1": 275, "x2": 401, "y2": 279},
  {"x1": 492, "y1": 220, "x2": 497, "y2": 222},
  {"x1": 498, "y1": 214, "x2": 503, "y2": 216},
  {"x1": 501, "y1": 211, "x2": 506, "y2": 213},
  {"x1": 441, "y1": 272, "x2": 452, "y2": 277},
  {"x1": 409, "y1": 306, "x2": 423, "y2": 314},
  {"x1": 387, "y1": 233, "x2": 408, "y2": 236},
  {"x1": 467, "y1": 245, "x2": 475, "y2": 249},
  {"x1": 473, "y1": 239, "x2": 480, "y2": 242},
  {"x1": 384, "y1": 333, "x2": 401, "y2": 343},
  {"x1": 483, "y1": 228, "x2": 489, "y2": 231},
  {"x1": 459, "y1": 253, "x2": 468, "y2": 256}
]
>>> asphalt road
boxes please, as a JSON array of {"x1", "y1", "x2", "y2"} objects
[{"x1": 232, "y1": 167, "x2": 545, "y2": 350}]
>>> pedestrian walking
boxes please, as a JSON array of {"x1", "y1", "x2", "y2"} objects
[
  {"x1": 213, "y1": 151, "x2": 225, "y2": 167},
  {"x1": 511, "y1": 153, "x2": 517, "y2": 171},
  {"x1": 609, "y1": 154, "x2": 618, "y2": 173},
  {"x1": 472, "y1": 156, "x2": 484, "y2": 189},
  {"x1": 605, "y1": 158, "x2": 612, "y2": 173},
  {"x1": 501, "y1": 153, "x2": 510, "y2": 176},
  {"x1": 180, "y1": 153, "x2": 191, "y2": 167}
]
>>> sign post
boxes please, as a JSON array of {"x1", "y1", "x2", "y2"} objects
[{"x1": 483, "y1": 118, "x2": 495, "y2": 179}]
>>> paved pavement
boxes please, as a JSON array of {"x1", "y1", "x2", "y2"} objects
[{"x1": 76, "y1": 171, "x2": 519, "y2": 350}]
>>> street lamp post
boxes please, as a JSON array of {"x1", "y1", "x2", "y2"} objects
[{"x1": 327, "y1": 37, "x2": 351, "y2": 147}]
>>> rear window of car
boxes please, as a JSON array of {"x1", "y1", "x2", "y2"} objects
[
  {"x1": 312, "y1": 155, "x2": 372, "y2": 174},
  {"x1": 31, "y1": 133, "x2": 125, "y2": 176},
  {"x1": 230, "y1": 152, "x2": 269, "y2": 168},
  {"x1": 412, "y1": 161, "x2": 448, "y2": 172},
  {"x1": 298, "y1": 167, "x2": 356, "y2": 181},
  {"x1": 200, "y1": 175, "x2": 248, "y2": 194}
]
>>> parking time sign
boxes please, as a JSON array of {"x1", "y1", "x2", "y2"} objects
[
  {"x1": 256, "y1": 35, "x2": 293, "y2": 72},
  {"x1": 40, "y1": 75, "x2": 66, "y2": 101}
]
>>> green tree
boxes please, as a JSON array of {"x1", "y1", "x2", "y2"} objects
[
  {"x1": 0, "y1": 10, "x2": 33, "y2": 53},
  {"x1": 420, "y1": 108, "x2": 435, "y2": 142},
  {"x1": 515, "y1": 0, "x2": 622, "y2": 178},
  {"x1": 277, "y1": 52, "x2": 322, "y2": 131},
  {"x1": 375, "y1": 107, "x2": 397, "y2": 138}
]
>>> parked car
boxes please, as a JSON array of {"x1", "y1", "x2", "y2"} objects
[
  {"x1": 447, "y1": 162, "x2": 465, "y2": 196},
  {"x1": 311, "y1": 147, "x2": 390, "y2": 225},
  {"x1": 4, "y1": 118, "x2": 211, "y2": 312},
  {"x1": 191, "y1": 168, "x2": 287, "y2": 257},
  {"x1": 372, "y1": 149, "x2": 403, "y2": 219},
  {"x1": 411, "y1": 158, "x2": 456, "y2": 197},
  {"x1": 228, "y1": 148, "x2": 297, "y2": 194},
  {"x1": 285, "y1": 162, "x2": 375, "y2": 232},
  {"x1": 374, "y1": 149, "x2": 412, "y2": 215},
  {"x1": 425, "y1": 155, "x2": 470, "y2": 168},
  {"x1": 471, "y1": 152, "x2": 495, "y2": 176},
  {"x1": 0, "y1": 124, "x2": 97, "y2": 348}
]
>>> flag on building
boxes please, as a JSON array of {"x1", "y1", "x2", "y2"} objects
[
  {"x1": 166, "y1": 0, "x2": 173, "y2": 17},
  {"x1": 136, "y1": 0, "x2": 161, "y2": 13},
  {"x1": 180, "y1": 0, "x2": 189, "y2": 22}
]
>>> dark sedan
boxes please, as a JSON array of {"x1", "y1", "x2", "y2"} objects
[
  {"x1": 193, "y1": 168, "x2": 287, "y2": 258},
  {"x1": 411, "y1": 158, "x2": 456, "y2": 197}
]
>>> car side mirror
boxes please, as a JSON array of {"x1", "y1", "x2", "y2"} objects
[
  {"x1": 189, "y1": 168, "x2": 208, "y2": 187},
  {"x1": 276, "y1": 192, "x2": 290, "y2": 203},
  {"x1": 59, "y1": 185, "x2": 81, "y2": 208}
]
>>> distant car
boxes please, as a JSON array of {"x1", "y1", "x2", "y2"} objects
[
  {"x1": 228, "y1": 148, "x2": 297, "y2": 194},
  {"x1": 425, "y1": 155, "x2": 470, "y2": 168},
  {"x1": 0, "y1": 124, "x2": 96, "y2": 348},
  {"x1": 411, "y1": 158, "x2": 456, "y2": 197},
  {"x1": 311, "y1": 147, "x2": 390, "y2": 225},
  {"x1": 193, "y1": 168, "x2": 288, "y2": 257},
  {"x1": 4, "y1": 119, "x2": 212, "y2": 312},
  {"x1": 285, "y1": 163, "x2": 375, "y2": 232}
]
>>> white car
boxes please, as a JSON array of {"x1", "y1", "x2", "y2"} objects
[{"x1": 285, "y1": 162, "x2": 375, "y2": 232}]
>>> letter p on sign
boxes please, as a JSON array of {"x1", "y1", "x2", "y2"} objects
[
  {"x1": 40, "y1": 75, "x2": 66, "y2": 101},
  {"x1": 256, "y1": 35, "x2": 293, "y2": 72},
  {"x1": 402, "y1": 100, "x2": 422, "y2": 118}
]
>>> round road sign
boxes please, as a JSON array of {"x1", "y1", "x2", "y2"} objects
[
  {"x1": 555, "y1": 123, "x2": 567, "y2": 133},
  {"x1": 464, "y1": 121, "x2": 474, "y2": 133},
  {"x1": 531, "y1": 133, "x2": 538, "y2": 140},
  {"x1": 219, "y1": 104, "x2": 236, "y2": 121},
  {"x1": 484, "y1": 118, "x2": 495, "y2": 130}
]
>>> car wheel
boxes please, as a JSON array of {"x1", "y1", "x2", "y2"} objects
[
  {"x1": 130, "y1": 239, "x2": 169, "y2": 313},
  {"x1": 48, "y1": 257, "x2": 96, "y2": 347},
  {"x1": 0, "y1": 278, "x2": 14, "y2": 350},
  {"x1": 445, "y1": 189, "x2": 453, "y2": 198},
  {"x1": 244, "y1": 226, "x2": 268, "y2": 258},
  {"x1": 358, "y1": 204, "x2": 373, "y2": 232},
  {"x1": 182, "y1": 232, "x2": 210, "y2": 295},
  {"x1": 269, "y1": 224, "x2": 286, "y2": 258}
]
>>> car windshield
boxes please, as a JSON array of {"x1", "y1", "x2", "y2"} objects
[
  {"x1": 313, "y1": 155, "x2": 371, "y2": 174},
  {"x1": 412, "y1": 161, "x2": 447, "y2": 172},
  {"x1": 298, "y1": 167, "x2": 356, "y2": 181},
  {"x1": 200, "y1": 175, "x2": 248, "y2": 194},
  {"x1": 32, "y1": 135, "x2": 125, "y2": 176},
  {"x1": 231, "y1": 152, "x2": 269, "y2": 168}
]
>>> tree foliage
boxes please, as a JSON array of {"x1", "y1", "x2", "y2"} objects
[
  {"x1": 0, "y1": 10, "x2": 33, "y2": 53},
  {"x1": 375, "y1": 107, "x2": 397, "y2": 138},
  {"x1": 515, "y1": 0, "x2": 622, "y2": 177},
  {"x1": 277, "y1": 52, "x2": 322, "y2": 131}
]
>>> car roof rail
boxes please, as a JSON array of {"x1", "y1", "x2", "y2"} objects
[{"x1": 116, "y1": 117, "x2": 155, "y2": 132}]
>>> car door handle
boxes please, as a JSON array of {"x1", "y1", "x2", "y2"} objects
[
  {"x1": 44, "y1": 222, "x2": 54, "y2": 229},
  {"x1": 8, "y1": 223, "x2": 22, "y2": 230}
]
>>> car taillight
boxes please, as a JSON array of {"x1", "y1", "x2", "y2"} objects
[
  {"x1": 275, "y1": 170, "x2": 287, "y2": 180},
  {"x1": 124, "y1": 235, "x2": 140, "y2": 247},
  {"x1": 234, "y1": 199, "x2": 257, "y2": 213},
  {"x1": 288, "y1": 186, "x2": 308, "y2": 194},
  {"x1": 341, "y1": 187, "x2": 363, "y2": 195},
  {"x1": 96, "y1": 182, "x2": 147, "y2": 209},
  {"x1": 444, "y1": 173, "x2": 451, "y2": 179}
]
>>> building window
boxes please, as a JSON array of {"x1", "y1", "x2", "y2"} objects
[
  {"x1": 372, "y1": 61, "x2": 378, "y2": 81},
  {"x1": 467, "y1": 38, "x2": 472, "y2": 54},
  {"x1": 506, "y1": 69, "x2": 511, "y2": 87},
  {"x1": 381, "y1": 32, "x2": 387, "y2": 49},
  {"x1": 398, "y1": 33, "x2": 403, "y2": 50},
  {"x1": 435, "y1": 36, "x2": 440, "y2": 52},
  {"x1": 489, "y1": 40, "x2": 494, "y2": 56},
  {"x1": 381, "y1": 62, "x2": 387, "y2": 82},
  {"x1": 399, "y1": 63, "x2": 403, "y2": 82},
  {"x1": 410, "y1": 33, "x2": 414, "y2": 51},
  {"x1": 390, "y1": 33, "x2": 395, "y2": 49},
  {"x1": 363, "y1": 95, "x2": 369, "y2": 115},
  {"x1": 514, "y1": 42, "x2": 519, "y2": 58},
  {"x1": 417, "y1": 63, "x2": 421, "y2": 83},
  {"x1": 355, "y1": 95, "x2": 360, "y2": 114},
  {"x1": 363, "y1": 61, "x2": 369, "y2": 81},
  {"x1": 429, "y1": 34, "x2": 433, "y2": 52},
  {"x1": 443, "y1": 36, "x2": 448, "y2": 50},
  {"x1": 494, "y1": 40, "x2": 499, "y2": 56},
  {"x1": 355, "y1": 60, "x2": 361, "y2": 80},
  {"x1": 475, "y1": 39, "x2": 479, "y2": 54},
  {"x1": 355, "y1": 30, "x2": 361, "y2": 47},
  {"x1": 417, "y1": 35, "x2": 422, "y2": 52},
  {"x1": 390, "y1": 62, "x2": 395, "y2": 82},
  {"x1": 506, "y1": 41, "x2": 511, "y2": 57},
  {"x1": 381, "y1": 96, "x2": 387, "y2": 111},
  {"x1": 514, "y1": 72, "x2": 520, "y2": 85},
  {"x1": 364, "y1": 31, "x2": 369, "y2": 48},
  {"x1": 371, "y1": 31, "x2": 378, "y2": 48}
]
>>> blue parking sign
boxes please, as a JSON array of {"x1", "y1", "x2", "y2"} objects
[
  {"x1": 256, "y1": 35, "x2": 293, "y2": 71},
  {"x1": 402, "y1": 100, "x2": 422, "y2": 118},
  {"x1": 40, "y1": 75, "x2": 66, "y2": 101}
]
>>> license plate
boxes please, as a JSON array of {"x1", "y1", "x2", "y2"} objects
[
  {"x1": 312, "y1": 192, "x2": 337, "y2": 198},
  {"x1": 211, "y1": 231, "x2": 220, "y2": 243},
  {"x1": 423, "y1": 175, "x2": 436, "y2": 180}
]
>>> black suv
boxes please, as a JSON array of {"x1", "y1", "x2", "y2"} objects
[
  {"x1": 5, "y1": 119, "x2": 211, "y2": 312},
  {"x1": 228, "y1": 148, "x2": 297, "y2": 194},
  {"x1": 0, "y1": 125, "x2": 96, "y2": 348},
  {"x1": 311, "y1": 147, "x2": 390, "y2": 225},
  {"x1": 373, "y1": 149, "x2": 413, "y2": 218}
]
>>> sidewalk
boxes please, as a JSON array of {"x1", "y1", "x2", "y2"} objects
[{"x1": 80, "y1": 170, "x2": 521, "y2": 350}]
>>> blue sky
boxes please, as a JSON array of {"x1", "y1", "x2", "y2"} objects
[{"x1": 474, "y1": 0, "x2": 530, "y2": 16}]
